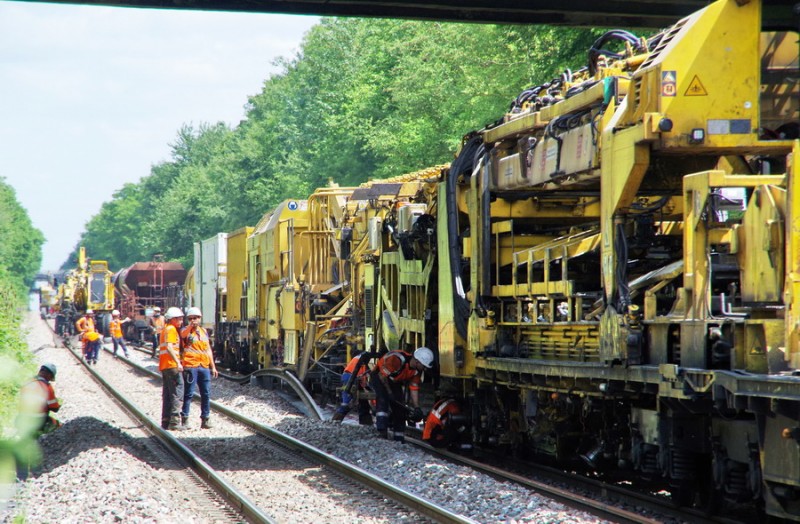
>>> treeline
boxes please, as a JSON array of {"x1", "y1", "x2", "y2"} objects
[
  {"x1": 0, "y1": 177, "x2": 45, "y2": 425},
  {"x1": 69, "y1": 18, "x2": 606, "y2": 270}
]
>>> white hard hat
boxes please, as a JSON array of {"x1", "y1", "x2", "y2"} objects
[
  {"x1": 186, "y1": 306, "x2": 202, "y2": 317},
  {"x1": 41, "y1": 363, "x2": 57, "y2": 379},
  {"x1": 164, "y1": 307, "x2": 184, "y2": 320},
  {"x1": 153, "y1": 306, "x2": 161, "y2": 312},
  {"x1": 413, "y1": 347, "x2": 434, "y2": 369},
  {"x1": 112, "y1": 310, "x2": 120, "y2": 316},
  {"x1": 86, "y1": 309, "x2": 94, "y2": 315}
]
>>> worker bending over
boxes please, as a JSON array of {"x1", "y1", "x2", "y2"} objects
[
  {"x1": 368, "y1": 347, "x2": 433, "y2": 442},
  {"x1": 331, "y1": 353, "x2": 372, "y2": 424}
]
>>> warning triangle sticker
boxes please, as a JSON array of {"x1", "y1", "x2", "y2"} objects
[
  {"x1": 662, "y1": 71, "x2": 676, "y2": 83},
  {"x1": 685, "y1": 75, "x2": 707, "y2": 96}
]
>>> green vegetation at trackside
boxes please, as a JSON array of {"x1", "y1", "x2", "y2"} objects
[
  {"x1": 0, "y1": 178, "x2": 45, "y2": 514},
  {"x1": 67, "y1": 19, "x2": 616, "y2": 270}
]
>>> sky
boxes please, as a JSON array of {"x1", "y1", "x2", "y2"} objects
[{"x1": 0, "y1": 1, "x2": 319, "y2": 272}]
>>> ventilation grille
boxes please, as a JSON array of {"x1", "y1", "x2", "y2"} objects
[
  {"x1": 640, "y1": 18, "x2": 688, "y2": 70},
  {"x1": 364, "y1": 287, "x2": 374, "y2": 329}
]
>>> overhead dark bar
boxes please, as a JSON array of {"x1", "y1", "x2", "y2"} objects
[{"x1": 14, "y1": 0, "x2": 799, "y2": 29}]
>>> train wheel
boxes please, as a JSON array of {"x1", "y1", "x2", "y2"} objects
[{"x1": 672, "y1": 456, "x2": 720, "y2": 514}]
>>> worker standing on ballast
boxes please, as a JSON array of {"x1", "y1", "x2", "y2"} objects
[
  {"x1": 159, "y1": 307, "x2": 185, "y2": 430},
  {"x1": 148, "y1": 307, "x2": 165, "y2": 358},
  {"x1": 368, "y1": 347, "x2": 433, "y2": 442},
  {"x1": 109, "y1": 309, "x2": 131, "y2": 358},
  {"x1": 179, "y1": 307, "x2": 218, "y2": 429}
]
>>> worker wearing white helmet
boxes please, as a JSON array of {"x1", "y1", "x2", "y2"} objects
[
  {"x1": 148, "y1": 306, "x2": 165, "y2": 358},
  {"x1": 75, "y1": 309, "x2": 100, "y2": 365},
  {"x1": 179, "y1": 307, "x2": 218, "y2": 429},
  {"x1": 18, "y1": 363, "x2": 62, "y2": 437},
  {"x1": 159, "y1": 307, "x2": 186, "y2": 431},
  {"x1": 109, "y1": 309, "x2": 131, "y2": 358},
  {"x1": 369, "y1": 346, "x2": 435, "y2": 443}
]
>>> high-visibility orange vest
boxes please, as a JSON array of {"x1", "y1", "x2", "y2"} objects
[
  {"x1": 158, "y1": 324, "x2": 181, "y2": 371},
  {"x1": 376, "y1": 351, "x2": 421, "y2": 391},
  {"x1": 180, "y1": 326, "x2": 211, "y2": 368}
]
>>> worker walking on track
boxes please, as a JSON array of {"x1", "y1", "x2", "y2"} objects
[
  {"x1": 368, "y1": 347, "x2": 434, "y2": 442},
  {"x1": 331, "y1": 353, "x2": 372, "y2": 424},
  {"x1": 159, "y1": 307, "x2": 185, "y2": 430},
  {"x1": 148, "y1": 306, "x2": 165, "y2": 357},
  {"x1": 17, "y1": 363, "x2": 62, "y2": 438},
  {"x1": 75, "y1": 309, "x2": 101, "y2": 365},
  {"x1": 179, "y1": 307, "x2": 218, "y2": 429},
  {"x1": 109, "y1": 310, "x2": 131, "y2": 358}
]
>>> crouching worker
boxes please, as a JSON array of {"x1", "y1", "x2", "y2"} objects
[
  {"x1": 17, "y1": 364, "x2": 62, "y2": 438},
  {"x1": 422, "y1": 398, "x2": 471, "y2": 452},
  {"x1": 75, "y1": 309, "x2": 101, "y2": 364},
  {"x1": 369, "y1": 347, "x2": 433, "y2": 442},
  {"x1": 331, "y1": 353, "x2": 372, "y2": 425}
]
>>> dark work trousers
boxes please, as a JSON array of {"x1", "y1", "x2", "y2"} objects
[
  {"x1": 369, "y1": 371, "x2": 407, "y2": 440},
  {"x1": 161, "y1": 367, "x2": 184, "y2": 429}
]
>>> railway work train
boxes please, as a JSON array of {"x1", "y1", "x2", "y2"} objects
[
  {"x1": 53, "y1": 249, "x2": 186, "y2": 339},
  {"x1": 74, "y1": 0, "x2": 800, "y2": 519},
  {"x1": 53, "y1": 247, "x2": 115, "y2": 336},
  {"x1": 183, "y1": 1, "x2": 800, "y2": 518}
]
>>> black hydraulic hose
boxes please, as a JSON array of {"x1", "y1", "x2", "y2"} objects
[{"x1": 447, "y1": 134, "x2": 483, "y2": 340}]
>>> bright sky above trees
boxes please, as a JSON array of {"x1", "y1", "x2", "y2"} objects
[{"x1": 0, "y1": 2, "x2": 318, "y2": 270}]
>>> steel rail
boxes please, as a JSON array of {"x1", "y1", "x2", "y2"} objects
[
  {"x1": 114, "y1": 348, "x2": 477, "y2": 524},
  {"x1": 126, "y1": 342, "x2": 324, "y2": 419},
  {"x1": 406, "y1": 435, "x2": 734, "y2": 524},
  {"x1": 60, "y1": 338, "x2": 276, "y2": 524}
]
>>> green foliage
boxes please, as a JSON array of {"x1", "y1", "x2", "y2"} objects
[
  {"x1": 0, "y1": 179, "x2": 44, "y2": 286},
  {"x1": 71, "y1": 19, "x2": 609, "y2": 268}
]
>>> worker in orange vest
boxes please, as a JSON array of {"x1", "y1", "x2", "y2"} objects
[
  {"x1": 368, "y1": 347, "x2": 433, "y2": 442},
  {"x1": 422, "y1": 398, "x2": 471, "y2": 451},
  {"x1": 18, "y1": 363, "x2": 62, "y2": 437},
  {"x1": 159, "y1": 307, "x2": 185, "y2": 430},
  {"x1": 148, "y1": 307, "x2": 166, "y2": 357},
  {"x1": 179, "y1": 307, "x2": 218, "y2": 429},
  {"x1": 331, "y1": 353, "x2": 372, "y2": 424},
  {"x1": 109, "y1": 310, "x2": 131, "y2": 358},
  {"x1": 75, "y1": 309, "x2": 101, "y2": 365}
]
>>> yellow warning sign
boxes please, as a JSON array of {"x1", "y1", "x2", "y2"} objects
[{"x1": 685, "y1": 75, "x2": 707, "y2": 96}]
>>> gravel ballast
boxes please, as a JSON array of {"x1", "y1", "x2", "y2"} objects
[{"x1": 3, "y1": 311, "x2": 609, "y2": 523}]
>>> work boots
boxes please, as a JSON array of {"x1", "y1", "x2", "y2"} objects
[
  {"x1": 201, "y1": 418, "x2": 214, "y2": 429},
  {"x1": 167, "y1": 416, "x2": 186, "y2": 431},
  {"x1": 180, "y1": 415, "x2": 189, "y2": 428},
  {"x1": 331, "y1": 411, "x2": 345, "y2": 422},
  {"x1": 358, "y1": 413, "x2": 373, "y2": 426}
]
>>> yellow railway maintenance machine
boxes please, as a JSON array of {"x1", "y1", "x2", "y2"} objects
[
  {"x1": 197, "y1": 0, "x2": 799, "y2": 518},
  {"x1": 437, "y1": 0, "x2": 800, "y2": 518}
]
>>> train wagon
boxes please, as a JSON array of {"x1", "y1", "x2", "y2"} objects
[
  {"x1": 113, "y1": 257, "x2": 186, "y2": 340},
  {"x1": 185, "y1": 0, "x2": 799, "y2": 519}
]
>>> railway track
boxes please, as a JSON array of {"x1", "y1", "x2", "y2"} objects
[
  {"x1": 405, "y1": 435, "x2": 754, "y2": 524},
  {"x1": 124, "y1": 337, "x2": 735, "y2": 523},
  {"x1": 58, "y1": 336, "x2": 257, "y2": 522},
  {"x1": 60, "y1": 332, "x2": 476, "y2": 523}
]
